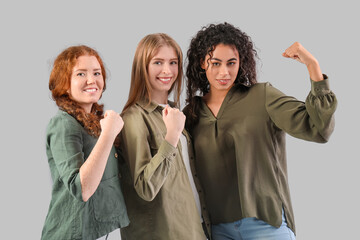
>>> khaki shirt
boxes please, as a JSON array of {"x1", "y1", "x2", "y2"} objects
[
  {"x1": 119, "y1": 100, "x2": 211, "y2": 240},
  {"x1": 187, "y1": 77, "x2": 337, "y2": 234}
]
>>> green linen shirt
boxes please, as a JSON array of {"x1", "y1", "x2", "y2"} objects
[
  {"x1": 119, "y1": 100, "x2": 211, "y2": 240},
  {"x1": 186, "y1": 77, "x2": 337, "y2": 234},
  {"x1": 41, "y1": 111, "x2": 129, "y2": 240}
]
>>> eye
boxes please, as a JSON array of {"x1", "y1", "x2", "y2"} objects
[
  {"x1": 153, "y1": 61, "x2": 162, "y2": 65},
  {"x1": 77, "y1": 72, "x2": 85, "y2": 77},
  {"x1": 212, "y1": 62, "x2": 220, "y2": 66},
  {"x1": 170, "y1": 61, "x2": 178, "y2": 65},
  {"x1": 94, "y1": 72, "x2": 101, "y2": 76},
  {"x1": 228, "y1": 62, "x2": 236, "y2": 66}
]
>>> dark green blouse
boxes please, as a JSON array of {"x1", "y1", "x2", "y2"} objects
[
  {"x1": 187, "y1": 77, "x2": 337, "y2": 234},
  {"x1": 41, "y1": 111, "x2": 129, "y2": 240}
]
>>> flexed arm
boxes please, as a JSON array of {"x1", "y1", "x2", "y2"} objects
[
  {"x1": 282, "y1": 42, "x2": 324, "y2": 82},
  {"x1": 79, "y1": 110, "x2": 123, "y2": 202},
  {"x1": 120, "y1": 106, "x2": 185, "y2": 201}
]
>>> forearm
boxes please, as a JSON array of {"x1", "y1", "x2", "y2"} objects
[
  {"x1": 306, "y1": 59, "x2": 323, "y2": 82},
  {"x1": 79, "y1": 132, "x2": 115, "y2": 202}
]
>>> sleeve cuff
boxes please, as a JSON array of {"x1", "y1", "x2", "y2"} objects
[
  {"x1": 311, "y1": 74, "x2": 331, "y2": 96},
  {"x1": 74, "y1": 173, "x2": 84, "y2": 202},
  {"x1": 158, "y1": 140, "x2": 177, "y2": 161}
]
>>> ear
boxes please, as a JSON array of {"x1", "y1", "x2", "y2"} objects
[{"x1": 201, "y1": 59, "x2": 206, "y2": 70}]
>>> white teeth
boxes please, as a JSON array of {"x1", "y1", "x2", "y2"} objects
[
  {"x1": 85, "y1": 89, "x2": 96, "y2": 92},
  {"x1": 159, "y1": 78, "x2": 171, "y2": 82},
  {"x1": 218, "y1": 80, "x2": 229, "y2": 83}
]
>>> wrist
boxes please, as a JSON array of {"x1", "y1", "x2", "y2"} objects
[
  {"x1": 305, "y1": 57, "x2": 319, "y2": 68},
  {"x1": 99, "y1": 130, "x2": 117, "y2": 141},
  {"x1": 165, "y1": 131, "x2": 181, "y2": 147}
]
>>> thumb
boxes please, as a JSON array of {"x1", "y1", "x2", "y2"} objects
[
  {"x1": 162, "y1": 105, "x2": 169, "y2": 117},
  {"x1": 104, "y1": 110, "x2": 109, "y2": 118}
]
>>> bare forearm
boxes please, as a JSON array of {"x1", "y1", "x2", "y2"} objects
[
  {"x1": 306, "y1": 59, "x2": 323, "y2": 82},
  {"x1": 79, "y1": 132, "x2": 115, "y2": 201}
]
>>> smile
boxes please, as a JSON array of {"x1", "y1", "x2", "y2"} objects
[
  {"x1": 84, "y1": 88, "x2": 98, "y2": 93},
  {"x1": 157, "y1": 77, "x2": 172, "y2": 83}
]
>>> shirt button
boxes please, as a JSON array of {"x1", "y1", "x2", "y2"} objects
[
  {"x1": 172, "y1": 153, "x2": 176, "y2": 157},
  {"x1": 114, "y1": 153, "x2": 118, "y2": 159}
]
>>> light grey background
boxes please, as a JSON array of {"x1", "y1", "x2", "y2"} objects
[{"x1": 1, "y1": 0, "x2": 358, "y2": 239}]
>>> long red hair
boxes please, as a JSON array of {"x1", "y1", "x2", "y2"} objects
[{"x1": 49, "y1": 45, "x2": 106, "y2": 138}]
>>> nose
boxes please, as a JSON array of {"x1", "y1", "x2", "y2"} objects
[
  {"x1": 86, "y1": 75, "x2": 95, "y2": 84},
  {"x1": 162, "y1": 63, "x2": 171, "y2": 74},
  {"x1": 219, "y1": 65, "x2": 229, "y2": 76}
]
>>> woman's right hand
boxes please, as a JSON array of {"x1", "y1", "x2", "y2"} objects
[
  {"x1": 163, "y1": 105, "x2": 185, "y2": 147},
  {"x1": 100, "y1": 110, "x2": 124, "y2": 139}
]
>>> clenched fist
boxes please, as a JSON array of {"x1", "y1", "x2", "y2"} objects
[
  {"x1": 162, "y1": 105, "x2": 186, "y2": 147},
  {"x1": 282, "y1": 42, "x2": 323, "y2": 82},
  {"x1": 100, "y1": 110, "x2": 124, "y2": 139}
]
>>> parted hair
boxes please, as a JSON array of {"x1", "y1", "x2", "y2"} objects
[{"x1": 122, "y1": 33, "x2": 183, "y2": 113}]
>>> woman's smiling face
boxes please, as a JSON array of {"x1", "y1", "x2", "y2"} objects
[
  {"x1": 68, "y1": 55, "x2": 104, "y2": 113},
  {"x1": 202, "y1": 44, "x2": 240, "y2": 95}
]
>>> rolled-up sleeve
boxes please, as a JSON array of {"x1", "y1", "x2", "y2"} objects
[
  {"x1": 47, "y1": 115, "x2": 84, "y2": 201},
  {"x1": 265, "y1": 75, "x2": 337, "y2": 143}
]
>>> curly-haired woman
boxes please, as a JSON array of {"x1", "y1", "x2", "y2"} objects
[
  {"x1": 41, "y1": 45, "x2": 129, "y2": 240},
  {"x1": 119, "y1": 33, "x2": 211, "y2": 239},
  {"x1": 184, "y1": 22, "x2": 337, "y2": 240}
]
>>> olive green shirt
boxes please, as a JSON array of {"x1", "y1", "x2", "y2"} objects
[
  {"x1": 42, "y1": 111, "x2": 129, "y2": 240},
  {"x1": 187, "y1": 77, "x2": 337, "y2": 234},
  {"x1": 119, "y1": 100, "x2": 211, "y2": 240}
]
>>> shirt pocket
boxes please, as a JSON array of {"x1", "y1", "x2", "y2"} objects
[{"x1": 92, "y1": 175, "x2": 126, "y2": 222}]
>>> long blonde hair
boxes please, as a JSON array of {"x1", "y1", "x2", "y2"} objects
[{"x1": 122, "y1": 33, "x2": 183, "y2": 112}]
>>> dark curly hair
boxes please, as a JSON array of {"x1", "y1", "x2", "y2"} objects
[{"x1": 185, "y1": 22, "x2": 258, "y2": 131}]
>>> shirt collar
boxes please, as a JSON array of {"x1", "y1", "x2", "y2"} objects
[{"x1": 137, "y1": 99, "x2": 176, "y2": 113}]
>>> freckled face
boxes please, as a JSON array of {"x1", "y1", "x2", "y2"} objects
[
  {"x1": 68, "y1": 55, "x2": 104, "y2": 113},
  {"x1": 202, "y1": 44, "x2": 240, "y2": 94}
]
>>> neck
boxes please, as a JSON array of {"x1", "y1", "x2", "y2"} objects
[
  {"x1": 204, "y1": 87, "x2": 231, "y2": 105},
  {"x1": 151, "y1": 91, "x2": 169, "y2": 105}
]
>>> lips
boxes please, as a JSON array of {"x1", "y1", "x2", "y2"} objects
[
  {"x1": 216, "y1": 79, "x2": 231, "y2": 85},
  {"x1": 83, "y1": 88, "x2": 98, "y2": 93}
]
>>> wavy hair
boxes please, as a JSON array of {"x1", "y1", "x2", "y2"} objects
[
  {"x1": 185, "y1": 22, "x2": 258, "y2": 130},
  {"x1": 122, "y1": 33, "x2": 183, "y2": 113},
  {"x1": 49, "y1": 45, "x2": 106, "y2": 139}
]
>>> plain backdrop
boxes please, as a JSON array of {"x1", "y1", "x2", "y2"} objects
[{"x1": 1, "y1": 0, "x2": 358, "y2": 239}]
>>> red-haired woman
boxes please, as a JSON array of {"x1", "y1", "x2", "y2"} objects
[{"x1": 41, "y1": 45, "x2": 129, "y2": 240}]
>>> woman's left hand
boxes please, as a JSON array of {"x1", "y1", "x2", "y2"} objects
[{"x1": 282, "y1": 42, "x2": 324, "y2": 81}]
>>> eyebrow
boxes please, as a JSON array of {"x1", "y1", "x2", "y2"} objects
[
  {"x1": 152, "y1": 58, "x2": 178, "y2": 61},
  {"x1": 211, "y1": 58, "x2": 238, "y2": 62},
  {"x1": 74, "y1": 68, "x2": 102, "y2": 72}
]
